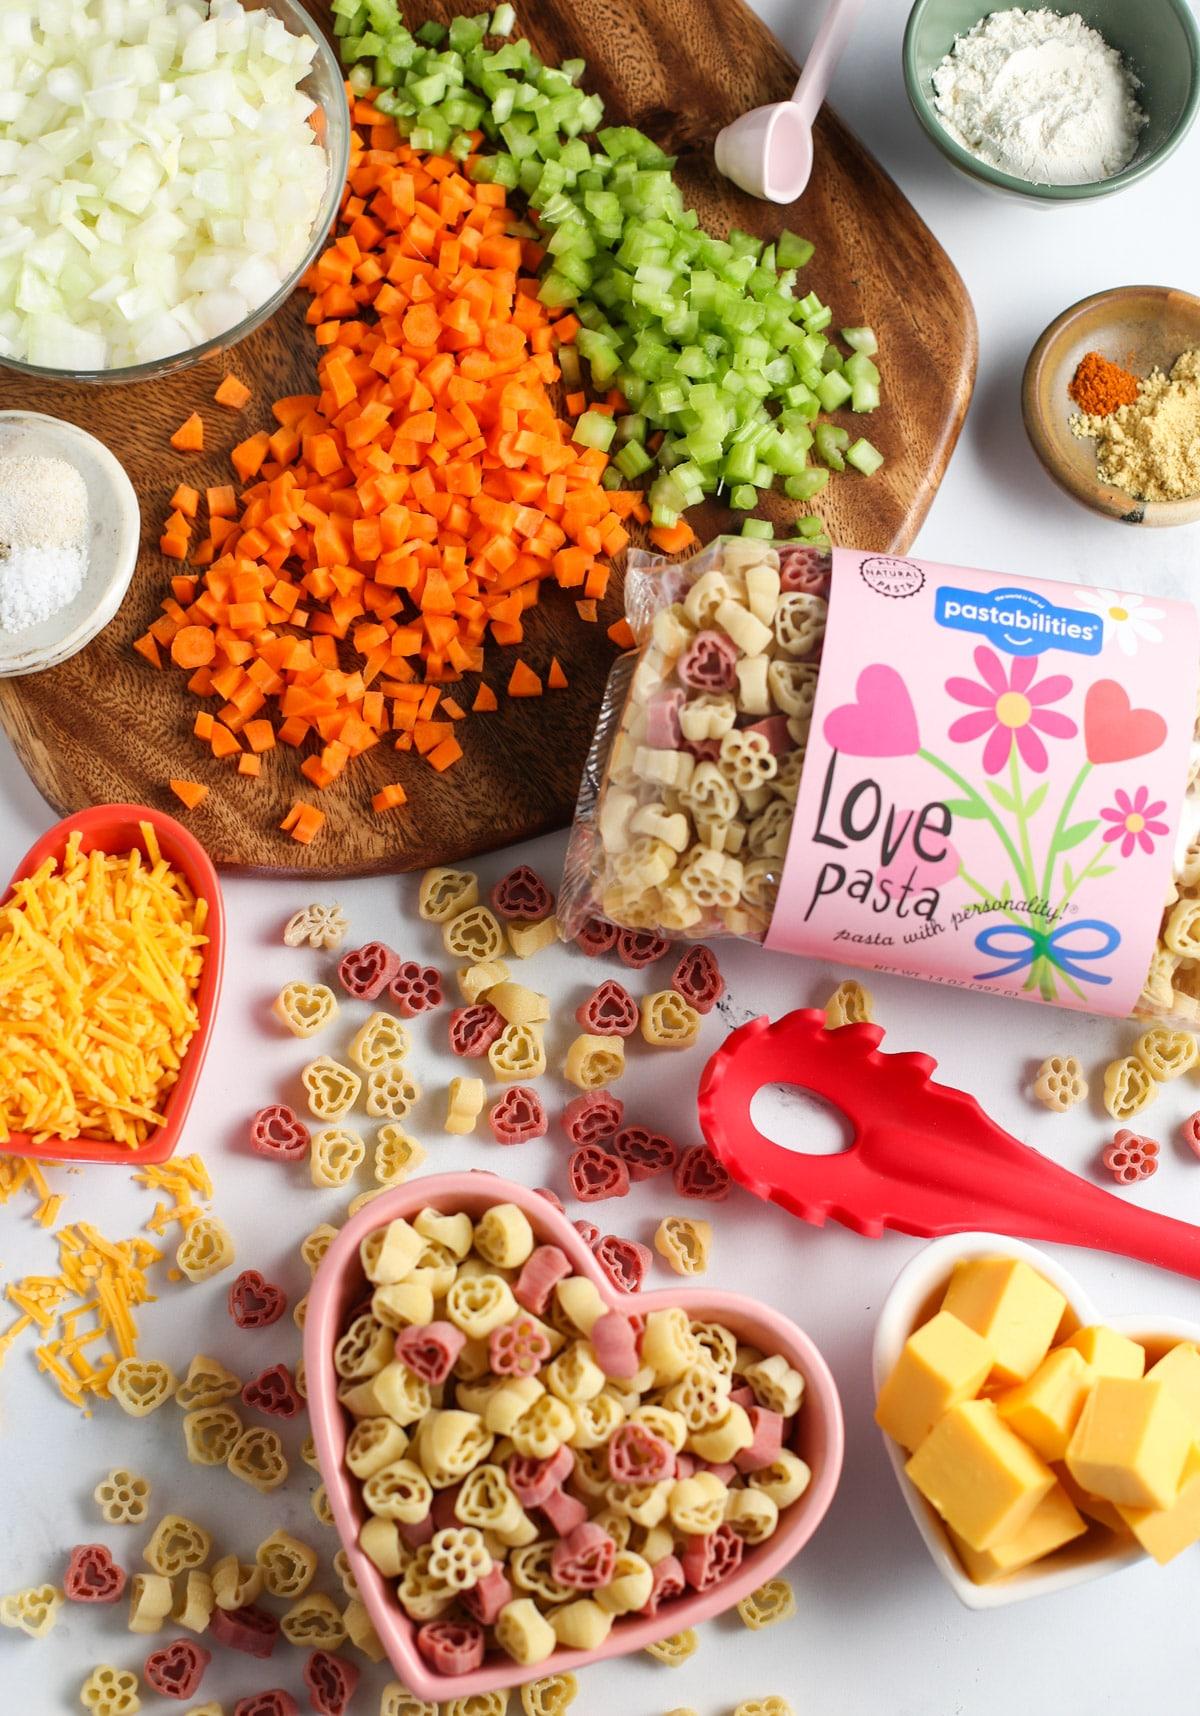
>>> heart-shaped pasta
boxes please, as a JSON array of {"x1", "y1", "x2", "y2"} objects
[
  {"x1": 177, "y1": 1215, "x2": 235, "y2": 1283},
  {"x1": 311, "y1": 1128, "x2": 367, "y2": 1189},
  {"x1": 419, "y1": 867, "x2": 480, "y2": 924},
  {"x1": 110, "y1": 1357, "x2": 176, "y2": 1417},
  {"x1": 176, "y1": 1353, "x2": 242, "y2": 1410},
  {"x1": 273, "y1": 980, "x2": 339, "y2": 1039},
  {"x1": 640, "y1": 991, "x2": 701, "y2": 1049},
  {"x1": 302, "y1": 1057, "x2": 362, "y2": 1121},
  {"x1": 349, "y1": 1012, "x2": 413, "y2": 1072},
  {"x1": 257, "y1": 1530, "x2": 318, "y2": 1599},
  {"x1": 144, "y1": 1513, "x2": 212, "y2": 1576},
  {"x1": 227, "y1": 1425, "x2": 288, "y2": 1492},
  {"x1": 443, "y1": 905, "x2": 507, "y2": 962},
  {"x1": 489, "y1": 1023, "x2": 546, "y2": 1083},
  {"x1": 184, "y1": 1406, "x2": 243, "y2": 1466}
]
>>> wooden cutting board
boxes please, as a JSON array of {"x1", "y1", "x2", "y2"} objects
[{"x1": 0, "y1": 0, "x2": 976, "y2": 877}]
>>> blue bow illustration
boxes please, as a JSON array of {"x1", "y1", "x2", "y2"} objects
[{"x1": 973, "y1": 919, "x2": 1120, "y2": 986}]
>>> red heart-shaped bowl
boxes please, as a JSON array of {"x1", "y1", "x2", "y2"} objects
[
  {"x1": 1, "y1": 804, "x2": 224, "y2": 1165},
  {"x1": 304, "y1": 1172, "x2": 844, "y2": 1700}
]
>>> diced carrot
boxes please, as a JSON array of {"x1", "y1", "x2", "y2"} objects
[
  {"x1": 170, "y1": 625, "x2": 216, "y2": 669},
  {"x1": 371, "y1": 783, "x2": 408, "y2": 811},
  {"x1": 237, "y1": 752, "x2": 262, "y2": 776},
  {"x1": 282, "y1": 801, "x2": 326, "y2": 843},
  {"x1": 215, "y1": 374, "x2": 253, "y2": 410},
  {"x1": 170, "y1": 412, "x2": 204, "y2": 452},
  {"x1": 207, "y1": 485, "x2": 237, "y2": 519},
  {"x1": 427, "y1": 736, "x2": 462, "y2": 771},
  {"x1": 472, "y1": 683, "x2": 498, "y2": 713},
  {"x1": 209, "y1": 722, "x2": 241, "y2": 759},
  {"x1": 244, "y1": 718, "x2": 276, "y2": 753},
  {"x1": 649, "y1": 520, "x2": 697, "y2": 555},
  {"x1": 507, "y1": 660, "x2": 542, "y2": 698},
  {"x1": 547, "y1": 656, "x2": 568, "y2": 690},
  {"x1": 133, "y1": 632, "x2": 162, "y2": 668},
  {"x1": 169, "y1": 779, "x2": 208, "y2": 809},
  {"x1": 575, "y1": 600, "x2": 598, "y2": 624},
  {"x1": 608, "y1": 618, "x2": 637, "y2": 649},
  {"x1": 170, "y1": 484, "x2": 200, "y2": 519}
]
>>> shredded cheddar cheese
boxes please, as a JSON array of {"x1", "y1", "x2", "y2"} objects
[
  {"x1": 133, "y1": 1154, "x2": 213, "y2": 1234},
  {"x1": 0, "y1": 826, "x2": 208, "y2": 1146}
]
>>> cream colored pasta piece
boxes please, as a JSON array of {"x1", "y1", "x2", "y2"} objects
[
  {"x1": 301, "y1": 1434, "x2": 320, "y2": 1469},
  {"x1": 365, "y1": 1064, "x2": 421, "y2": 1122},
  {"x1": 444, "y1": 905, "x2": 507, "y2": 961},
  {"x1": 520, "y1": 1674, "x2": 579, "y2": 1716},
  {"x1": 227, "y1": 1426, "x2": 288, "y2": 1492},
  {"x1": 348, "y1": 1187, "x2": 389, "y2": 1219},
  {"x1": 0, "y1": 1584, "x2": 63, "y2": 1638},
  {"x1": 311, "y1": 1126, "x2": 367, "y2": 1189},
  {"x1": 127, "y1": 1572, "x2": 173, "y2": 1633},
  {"x1": 414, "y1": 1206, "x2": 474, "y2": 1258},
  {"x1": 175, "y1": 1354, "x2": 241, "y2": 1411},
  {"x1": 375, "y1": 1125, "x2": 426, "y2": 1184},
  {"x1": 362, "y1": 1216, "x2": 424, "y2": 1285},
  {"x1": 637, "y1": 1522, "x2": 675, "y2": 1565},
  {"x1": 496, "y1": 1596, "x2": 558, "y2": 1666},
  {"x1": 1032, "y1": 1055, "x2": 1088, "y2": 1113},
  {"x1": 569, "y1": 1446, "x2": 613, "y2": 1501},
  {"x1": 293, "y1": 1293, "x2": 309, "y2": 1331},
  {"x1": 300, "y1": 1221, "x2": 339, "y2": 1276},
  {"x1": 183, "y1": 1406, "x2": 243, "y2": 1466},
  {"x1": 110, "y1": 1358, "x2": 176, "y2": 1417},
  {"x1": 545, "y1": 1342, "x2": 606, "y2": 1405},
  {"x1": 564, "y1": 1033, "x2": 625, "y2": 1089},
  {"x1": 508, "y1": 917, "x2": 559, "y2": 959},
  {"x1": 690, "y1": 1401, "x2": 754, "y2": 1463},
  {"x1": 177, "y1": 1215, "x2": 235, "y2": 1283},
  {"x1": 420, "y1": 866, "x2": 479, "y2": 923},
  {"x1": 272, "y1": 979, "x2": 339, "y2": 1038},
  {"x1": 569, "y1": 1391, "x2": 626, "y2": 1449},
  {"x1": 359, "y1": 1516, "x2": 405, "y2": 1578},
  {"x1": 691, "y1": 1319, "x2": 738, "y2": 1376},
  {"x1": 663, "y1": 1709, "x2": 700, "y2": 1716},
  {"x1": 415, "y1": 1408, "x2": 496, "y2": 1485},
  {"x1": 348, "y1": 1011, "x2": 412, "y2": 1072},
  {"x1": 510, "y1": 1394, "x2": 575, "y2": 1460},
  {"x1": 446, "y1": 1272, "x2": 518, "y2": 1338},
  {"x1": 334, "y1": 1313, "x2": 393, "y2": 1380},
  {"x1": 631, "y1": 1402, "x2": 688, "y2": 1452},
  {"x1": 143, "y1": 1515, "x2": 212, "y2": 1578},
  {"x1": 301, "y1": 1056, "x2": 362, "y2": 1121},
  {"x1": 736, "y1": 1576, "x2": 796, "y2": 1630},
  {"x1": 381, "y1": 1688, "x2": 440, "y2": 1716},
  {"x1": 170, "y1": 1569, "x2": 213, "y2": 1633},
  {"x1": 474, "y1": 1202, "x2": 535, "y2": 1269},
  {"x1": 630, "y1": 803, "x2": 691, "y2": 852},
  {"x1": 487, "y1": 981, "x2": 551, "y2": 1027},
  {"x1": 459, "y1": 957, "x2": 510, "y2": 1003},
  {"x1": 408, "y1": 1238, "x2": 459, "y2": 1298},
  {"x1": 280, "y1": 1591, "x2": 346, "y2": 1647},
  {"x1": 294, "y1": 1358, "x2": 307, "y2": 1402},
  {"x1": 427, "y1": 1526, "x2": 493, "y2": 1592},
  {"x1": 594, "y1": 1549, "x2": 653, "y2": 1616},
  {"x1": 1135, "y1": 1026, "x2": 1199, "y2": 1081},
  {"x1": 733, "y1": 1701, "x2": 794, "y2": 1716},
  {"x1": 79, "y1": 1665, "x2": 141, "y2": 1715},
  {"x1": 346, "y1": 1418, "x2": 411, "y2": 1482},
  {"x1": 181, "y1": 1705, "x2": 222, "y2": 1716},
  {"x1": 642, "y1": 1307, "x2": 700, "y2": 1386},
  {"x1": 397, "y1": 1545, "x2": 456, "y2": 1622},
  {"x1": 606, "y1": 1479, "x2": 673, "y2": 1527},
  {"x1": 344, "y1": 1596, "x2": 386, "y2": 1661},
  {"x1": 489, "y1": 1021, "x2": 546, "y2": 1082},
  {"x1": 211, "y1": 1554, "x2": 263, "y2": 1610},
  {"x1": 1102, "y1": 1055, "x2": 1158, "y2": 1122},
  {"x1": 373, "y1": 1281, "x2": 435, "y2": 1330},
  {"x1": 654, "y1": 1216, "x2": 712, "y2": 1276},
  {"x1": 370, "y1": 1362, "x2": 433, "y2": 1427},
  {"x1": 332, "y1": 1546, "x2": 359, "y2": 1601},
  {"x1": 445, "y1": 1075, "x2": 486, "y2": 1134},
  {"x1": 549, "y1": 1598, "x2": 613, "y2": 1652},
  {"x1": 715, "y1": 596, "x2": 772, "y2": 657},
  {"x1": 363, "y1": 1458, "x2": 434, "y2": 1523},
  {"x1": 643, "y1": 1627, "x2": 698, "y2": 1666},
  {"x1": 748, "y1": 1448, "x2": 812, "y2": 1509},
  {"x1": 444, "y1": 1698, "x2": 508, "y2": 1716},
  {"x1": 824, "y1": 978, "x2": 873, "y2": 1028},
  {"x1": 256, "y1": 1530, "x2": 318, "y2": 1600},
  {"x1": 640, "y1": 990, "x2": 701, "y2": 1049},
  {"x1": 663, "y1": 1362, "x2": 732, "y2": 1432},
  {"x1": 554, "y1": 1276, "x2": 607, "y2": 1337},
  {"x1": 745, "y1": 1351, "x2": 805, "y2": 1416},
  {"x1": 311, "y1": 1483, "x2": 335, "y2": 1527},
  {"x1": 284, "y1": 901, "x2": 349, "y2": 950},
  {"x1": 668, "y1": 1471, "x2": 728, "y2": 1535},
  {"x1": 724, "y1": 1486, "x2": 779, "y2": 1544}
]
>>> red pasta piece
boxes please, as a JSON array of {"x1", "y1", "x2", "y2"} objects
[
  {"x1": 303, "y1": 1650, "x2": 360, "y2": 1716},
  {"x1": 337, "y1": 941, "x2": 400, "y2": 1000},
  {"x1": 449, "y1": 1002, "x2": 505, "y2": 1057},
  {"x1": 460, "y1": 1562, "x2": 513, "y2": 1626},
  {"x1": 431, "y1": 1484, "x2": 465, "y2": 1532},
  {"x1": 591, "y1": 1310, "x2": 640, "y2": 1380},
  {"x1": 249, "y1": 1103, "x2": 310, "y2": 1162},
  {"x1": 673, "y1": 1145, "x2": 732, "y2": 1201},
  {"x1": 488, "y1": 1084, "x2": 547, "y2": 1144},
  {"x1": 574, "y1": 916, "x2": 618, "y2": 957},
  {"x1": 242, "y1": 1363, "x2": 303, "y2": 1419},
  {"x1": 674, "y1": 1453, "x2": 698, "y2": 1481},
  {"x1": 398, "y1": 1515, "x2": 435, "y2": 1549},
  {"x1": 513, "y1": 1244, "x2": 573, "y2": 1316},
  {"x1": 507, "y1": 1445, "x2": 574, "y2": 1509},
  {"x1": 700, "y1": 1459, "x2": 737, "y2": 1486},
  {"x1": 575, "y1": 978, "x2": 639, "y2": 1037},
  {"x1": 209, "y1": 1603, "x2": 279, "y2": 1658},
  {"x1": 734, "y1": 1405, "x2": 786, "y2": 1474},
  {"x1": 491, "y1": 864, "x2": 554, "y2": 922},
  {"x1": 745, "y1": 714, "x2": 791, "y2": 755},
  {"x1": 681, "y1": 737, "x2": 722, "y2": 763},
  {"x1": 729, "y1": 1383, "x2": 757, "y2": 1408},
  {"x1": 562, "y1": 1090, "x2": 624, "y2": 1148},
  {"x1": 567, "y1": 1144, "x2": 630, "y2": 1203},
  {"x1": 234, "y1": 1695, "x2": 299, "y2": 1716},
  {"x1": 1184, "y1": 1112, "x2": 1200, "y2": 1159},
  {"x1": 607, "y1": 1421, "x2": 675, "y2": 1484},
  {"x1": 642, "y1": 1554, "x2": 686, "y2": 1616},
  {"x1": 680, "y1": 1524, "x2": 744, "y2": 1592},
  {"x1": 540, "y1": 1485, "x2": 589, "y2": 1536},
  {"x1": 64, "y1": 1544, "x2": 126, "y2": 1604},
  {"x1": 610, "y1": 1125, "x2": 678, "y2": 1181},
  {"x1": 677, "y1": 629, "x2": 738, "y2": 692},
  {"x1": 671, "y1": 944, "x2": 724, "y2": 1014},
  {"x1": 144, "y1": 1639, "x2": 211, "y2": 1701},
  {"x1": 573, "y1": 1218, "x2": 600, "y2": 1248},
  {"x1": 535, "y1": 1185, "x2": 565, "y2": 1213},
  {"x1": 228, "y1": 1269, "x2": 287, "y2": 1329},
  {"x1": 593, "y1": 1234, "x2": 651, "y2": 1293},
  {"x1": 1102, "y1": 1129, "x2": 1160, "y2": 1184},
  {"x1": 616, "y1": 928, "x2": 672, "y2": 969},
  {"x1": 550, "y1": 1521, "x2": 617, "y2": 1591},
  {"x1": 645, "y1": 686, "x2": 685, "y2": 749},
  {"x1": 388, "y1": 960, "x2": 443, "y2": 1016},
  {"x1": 778, "y1": 541, "x2": 831, "y2": 593},
  {"x1": 416, "y1": 1619, "x2": 485, "y2": 1677},
  {"x1": 488, "y1": 1315, "x2": 552, "y2": 1378},
  {"x1": 394, "y1": 1321, "x2": 467, "y2": 1385}
]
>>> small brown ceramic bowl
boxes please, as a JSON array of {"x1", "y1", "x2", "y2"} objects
[{"x1": 1022, "y1": 285, "x2": 1200, "y2": 527}]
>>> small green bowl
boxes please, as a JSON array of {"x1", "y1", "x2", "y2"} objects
[{"x1": 903, "y1": 0, "x2": 1200, "y2": 202}]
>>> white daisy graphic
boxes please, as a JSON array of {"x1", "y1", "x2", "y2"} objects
[{"x1": 1073, "y1": 588, "x2": 1164, "y2": 655}]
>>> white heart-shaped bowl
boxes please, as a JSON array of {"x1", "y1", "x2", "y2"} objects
[
  {"x1": 305, "y1": 1172, "x2": 844, "y2": 1700},
  {"x1": 873, "y1": 1232, "x2": 1200, "y2": 1609}
]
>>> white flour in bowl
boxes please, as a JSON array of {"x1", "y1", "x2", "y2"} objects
[
  {"x1": 0, "y1": 454, "x2": 88, "y2": 633},
  {"x1": 931, "y1": 8, "x2": 1146, "y2": 186}
]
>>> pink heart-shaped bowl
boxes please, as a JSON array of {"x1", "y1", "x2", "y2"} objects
[
  {"x1": 305, "y1": 1172, "x2": 844, "y2": 1700},
  {"x1": 1, "y1": 804, "x2": 224, "y2": 1165}
]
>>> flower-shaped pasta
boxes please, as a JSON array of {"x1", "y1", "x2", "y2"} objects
[
  {"x1": 428, "y1": 1527, "x2": 493, "y2": 1593},
  {"x1": 489, "y1": 1315, "x2": 552, "y2": 1379},
  {"x1": 1102, "y1": 1129, "x2": 1160, "y2": 1184},
  {"x1": 110, "y1": 1359, "x2": 176, "y2": 1417},
  {"x1": 272, "y1": 980, "x2": 338, "y2": 1039},
  {"x1": 283, "y1": 901, "x2": 349, "y2": 950},
  {"x1": 301, "y1": 1057, "x2": 362, "y2": 1122},
  {"x1": 389, "y1": 962, "x2": 444, "y2": 1017},
  {"x1": 79, "y1": 1665, "x2": 141, "y2": 1715},
  {"x1": 363, "y1": 1065, "x2": 419, "y2": 1122},
  {"x1": 348, "y1": 1011, "x2": 412, "y2": 1072},
  {"x1": 1032, "y1": 1054, "x2": 1088, "y2": 1112}
]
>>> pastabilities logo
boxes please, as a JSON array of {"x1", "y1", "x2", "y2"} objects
[{"x1": 934, "y1": 584, "x2": 1103, "y2": 657}]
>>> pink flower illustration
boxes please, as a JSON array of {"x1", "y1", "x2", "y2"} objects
[
  {"x1": 946, "y1": 647, "x2": 1076, "y2": 774},
  {"x1": 1100, "y1": 785, "x2": 1169, "y2": 858}
]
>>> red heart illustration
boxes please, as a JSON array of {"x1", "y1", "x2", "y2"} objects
[
  {"x1": 242, "y1": 1363, "x2": 303, "y2": 1419},
  {"x1": 64, "y1": 1544, "x2": 126, "y2": 1603},
  {"x1": 144, "y1": 1637, "x2": 211, "y2": 1699},
  {"x1": 228, "y1": 1269, "x2": 287, "y2": 1329},
  {"x1": 1084, "y1": 680, "x2": 1167, "y2": 764},
  {"x1": 823, "y1": 663, "x2": 920, "y2": 757}
]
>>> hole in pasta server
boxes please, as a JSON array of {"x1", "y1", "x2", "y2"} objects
[{"x1": 749, "y1": 1083, "x2": 854, "y2": 1156}]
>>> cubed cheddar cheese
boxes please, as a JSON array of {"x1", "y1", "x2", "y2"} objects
[
  {"x1": 996, "y1": 1346, "x2": 1095, "y2": 1462},
  {"x1": 1052, "y1": 1461, "x2": 1129, "y2": 1535},
  {"x1": 1116, "y1": 1447, "x2": 1200, "y2": 1565},
  {"x1": 942, "y1": 1257, "x2": 1066, "y2": 1384},
  {"x1": 905, "y1": 1399, "x2": 1056, "y2": 1551},
  {"x1": 948, "y1": 1482, "x2": 1087, "y2": 1584},
  {"x1": 875, "y1": 1312, "x2": 994, "y2": 1452},
  {"x1": 1066, "y1": 1378, "x2": 1193, "y2": 1511},
  {"x1": 1145, "y1": 1342, "x2": 1200, "y2": 1436},
  {"x1": 1062, "y1": 1325, "x2": 1145, "y2": 1381}
]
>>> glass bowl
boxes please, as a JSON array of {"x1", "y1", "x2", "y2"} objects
[{"x1": 0, "y1": 0, "x2": 350, "y2": 386}]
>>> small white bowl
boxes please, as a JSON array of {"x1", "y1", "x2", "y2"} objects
[
  {"x1": 0, "y1": 411, "x2": 140, "y2": 678},
  {"x1": 871, "y1": 1233, "x2": 1200, "y2": 1609}
]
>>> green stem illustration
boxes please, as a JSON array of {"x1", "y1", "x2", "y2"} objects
[
  {"x1": 1009, "y1": 747, "x2": 1037, "y2": 908},
  {"x1": 1038, "y1": 760, "x2": 1093, "y2": 914},
  {"x1": 918, "y1": 749, "x2": 1033, "y2": 899}
]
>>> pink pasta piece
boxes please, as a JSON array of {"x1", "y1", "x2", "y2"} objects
[
  {"x1": 567, "y1": 1144, "x2": 630, "y2": 1203},
  {"x1": 593, "y1": 1234, "x2": 651, "y2": 1293},
  {"x1": 488, "y1": 1085, "x2": 547, "y2": 1144},
  {"x1": 609, "y1": 1124, "x2": 678, "y2": 1181},
  {"x1": 489, "y1": 1315, "x2": 552, "y2": 1378},
  {"x1": 677, "y1": 629, "x2": 738, "y2": 692},
  {"x1": 394, "y1": 1321, "x2": 467, "y2": 1385},
  {"x1": 574, "y1": 916, "x2": 619, "y2": 957},
  {"x1": 681, "y1": 1524, "x2": 744, "y2": 1592},
  {"x1": 550, "y1": 1521, "x2": 617, "y2": 1591},
  {"x1": 673, "y1": 1453, "x2": 697, "y2": 1482},
  {"x1": 398, "y1": 1515, "x2": 435, "y2": 1549},
  {"x1": 700, "y1": 1459, "x2": 737, "y2": 1486},
  {"x1": 645, "y1": 686, "x2": 685, "y2": 748},
  {"x1": 734, "y1": 1405, "x2": 786, "y2": 1474},
  {"x1": 673, "y1": 1146, "x2": 732, "y2": 1201},
  {"x1": 540, "y1": 1485, "x2": 588, "y2": 1536},
  {"x1": 461, "y1": 1562, "x2": 514, "y2": 1626},
  {"x1": 778, "y1": 541, "x2": 831, "y2": 593},
  {"x1": 745, "y1": 715, "x2": 792, "y2": 755},
  {"x1": 1102, "y1": 1130, "x2": 1160, "y2": 1184},
  {"x1": 535, "y1": 1186, "x2": 565, "y2": 1213},
  {"x1": 431, "y1": 1485, "x2": 465, "y2": 1532},
  {"x1": 388, "y1": 961, "x2": 443, "y2": 1016},
  {"x1": 491, "y1": 864, "x2": 555, "y2": 922},
  {"x1": 303, "y1": 1650, "x2": 360, "y2": 1716},
  {"x1": 671, "y1": 944, "x2": 724, "y2": 1015},
  {"x1": 562, "y1": 1090, "x2": 624, "y2": 1148},
  {"x1": 590, "y1": 1310, "x2": 640, "y2": 1380},
  {"x1": 729, "y1": 1383, "x2": 756, "y2": 1409},
  {"x1": 449, "y1": 1002, "x2": 506, "y2": 1057},
  {"x1": 209, "y1": 1603, "x2": 278, "y2": 1658},
  {"x1": 575, "y1": 978, "x2": 639, "y2": 1037},
  {"x1": 337, "y1": 941, "x2": 400, "y2": 1001},
  {"x1": 513, "y1": 1245, "x2": 573, "y2": 1316},
  {"x1": 241, "y1": 1363, "x2": 303, "y2": 1419},
  {"x1": 642, "y1": 1554, "x2": 686, "y2": 1616},
  {"x1": 507, "y1": 1446, "x2": 574, "y2": 1509},
  {"x1": 64, "y1": 1544, "x2": 126, "y2": 1604},
  {"x1": 1184, "y1": 1112, "x2": 1200, "y2": 1159},
  {"x1": 228, "y1": 1269, "x2": 287, "y2": 1329},
  {"x1": 249, "y1": 1103, "x2": 311, "y2": 1162},
  {"x1": 573, "y1": 1218, "x2": 601, "y2": 1248},
  {"x1": 681, "y1": 737, "x2": 722, "y2": 763},
  {"x1": 615, "y1": 928, "x2": 672, "y2": 969},
  {"x1": 233, "y1": 1695, "x2": 299, "y2": 1716},
  {"x1": 607, "y1": 1422, "x2": 675, "y2": 1485},
  {"x1": 144, "y1": 1638, "x2": 211, "y2": 1701},
  {"x1": 416, "y1": 1619, "x2": 486, "y2": 1677}
]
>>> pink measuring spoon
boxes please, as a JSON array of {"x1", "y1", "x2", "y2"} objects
[
  {"x1": 714, "y1": 0, "x2": 865, "y2": 203},
  {"x1": 698, "y1": 1009, "x2": 1200, "y2": 1280}
]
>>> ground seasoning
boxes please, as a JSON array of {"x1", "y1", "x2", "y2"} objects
[
  {"x1": 1068, "y1": 350, "x2": 1140, "y2": 416},
  {"x1": 1071, "y1": 348, "x2": 1200, "y2": 503}
]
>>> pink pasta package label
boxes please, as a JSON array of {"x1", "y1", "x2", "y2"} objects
[{"x1": 768, "y1": 551, "x2": 1200, "y2": 1014}]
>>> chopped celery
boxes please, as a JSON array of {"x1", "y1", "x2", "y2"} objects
[
  {"x1": 491, "y1": 2, "x2": 516, "y2": 32},
  {"x1": 741, "y1": 518, "x2": 775, "y2": 539},
  {"x1": 784, "y1": 468, "x2": 829, "y2": 500},
  {"x1": 777, "y1": 229, "x2": 815, "y2": 269},
  {"x1": 814, "y1": 423, "x2": 849, "y2": 471},
  {"x1": 614, "y1": 440, "x2": 653, "y2": 479},
  {"x1": 573, "y1": 409, "x2": 617, "y2": 451},
  {"x1": 815, "y1": 370, "x2": 852, "y2": 413},
  {"x1": 846, "y1": 437, "x2": 885, "y2": 476},
  {"x1": 729, "y1": 484, "x2": 758, "y2": 510},
  {"x1": 841, "y1": 325, "x2": 877, "y2": 356}
]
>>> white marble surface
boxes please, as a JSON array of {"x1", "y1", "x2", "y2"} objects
[{"x1": 3, "y1": 3, "x2": 1200, "y2": 1711}]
